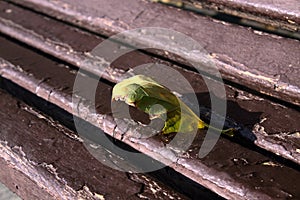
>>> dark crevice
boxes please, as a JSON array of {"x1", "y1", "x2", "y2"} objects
[
  {"x1": 0, "y1": 32, "x2": 115, "y2": 87},
  {"x1": 153, "y1": 0, "x2": 300, "y2": 41},
  {"x1": 227, "y1": 133, "x2": 300, "y2": 172},
  {"x1": 0, "y1": 32, "x2": 80, "y2": 73}
]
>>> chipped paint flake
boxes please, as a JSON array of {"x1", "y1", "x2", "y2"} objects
[{"x1": 261, "y1": 161, "x2": 282, "y2": 167}]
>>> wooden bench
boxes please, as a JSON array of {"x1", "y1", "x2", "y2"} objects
[{"x1": 0, "y1": 0, "x2": 299, "y2": 199}]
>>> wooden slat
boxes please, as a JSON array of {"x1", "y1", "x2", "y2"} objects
[
  {"x1": 197, "y1": 0, "x2": 300, "y2": 26},
  {"x1": 156, "y1": 0, "x2": 300, "y2": 33}
]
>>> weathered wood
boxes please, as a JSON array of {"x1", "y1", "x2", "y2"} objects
[
  {"x1": 5, "y1": 0, "x2": 300, "y2": 107},
  {"x1": 0, "y1": 1, "x2": 300, "y2": 199},
  {"x1": 0, "y1": 88, "x2": 190, "y2": 200},
  {"x1": 0, "y1": 35, "x2": 300, "y2": 199},
  {"x1": 155, "y1": 0, "x2": 300, "y2": 33},
  {"x1": 0, "y1": 2, "x2": 299, "y2": 166},
  {"x1": 200, "y1": 0, "x2": 300, "y2": 27}
]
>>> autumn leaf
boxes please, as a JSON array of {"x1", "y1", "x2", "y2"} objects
[{"x1": 112, "y1": 75, "x2": 235, "y2": 136}]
